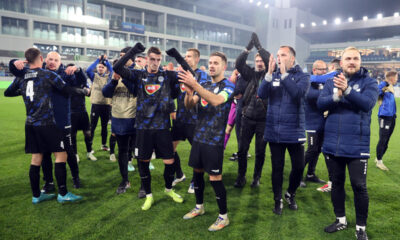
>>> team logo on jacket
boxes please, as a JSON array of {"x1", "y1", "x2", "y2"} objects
[
  {"x1": 144, "y1": 84, "x2": 161, "y2": 95},
  {"x1": 200, "y1": 98, "x2": 208, "y2": 107},
  {"x1": 180, "y1": 83, "x2": 186, "y2": 92},
  {"x1": 158, "y1": 76, "x2": 164, "y2": 82},
  {"x1": 213, "y1": 87, "x2": 219, "y2": 94}
]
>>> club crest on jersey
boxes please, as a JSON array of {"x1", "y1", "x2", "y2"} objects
[
  {"x1": 200, "y1": 98, "x2": 208, "y2": 107},
  {"x1": 213, "y1": 87, "x2": 219, "y2": 94},
  {"x1": 180, "y1": 83, "x2": 187, "y2": 92},
  {"x1": 144, "y1": 84, "x2": 161, "y2": 95},
  {"x1": 142, "y1": 77, "x2": 148, "y2": 82},
  {"x1": 158, "y1": 76, "x2": 164, "y2": 82}
]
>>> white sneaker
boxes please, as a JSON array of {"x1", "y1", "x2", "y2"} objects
[
  {"x1": 375, "y1": 159, "x2": 389, "y2": 171},
  {"x1": 87, "y1": 151, "x2": 97, "y2": 161},
  {"x1": 76, "y1": 154, "x2": 80, "y2": 163},
  {"x1": 172, "y1": 174, "x2": 186, "y2": 187},
  {"x1": 128, "y1": 161, "x2": 135, "y2": 172},
  {"x1": 109, "y1": 153, "x2": 116, "y2": 162},
  {"x1": 188, "y1": 182, "x2": 194, "y2": 194},
  {"x1": 149, "y1": 162, "x2": 155, "y2": 170}
]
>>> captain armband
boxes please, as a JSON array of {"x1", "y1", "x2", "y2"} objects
[{"x1": 218, "y1": 91, "x2": 229, "y2": 103}]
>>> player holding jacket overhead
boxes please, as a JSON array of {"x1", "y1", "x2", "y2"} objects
[
  {"x1": 170, "y1": 48, "x2": 208, "y2": 193},
  {"x1": 4, "y1": 48, "x2": 83, "y2": 204},
  {"x1": 113, "y1": 43, "x2": 183, "y2": 211},
  {"x1": 179, "y1": 52, "x2": 235, "y2": 232}
]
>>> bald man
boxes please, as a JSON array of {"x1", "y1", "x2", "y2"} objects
[
  {"x1": 301, "y1": 60, "x2": 328, "y2": 187},
  {"x1": 312, "y1": 60, "x2": 327, "y2": 76}
]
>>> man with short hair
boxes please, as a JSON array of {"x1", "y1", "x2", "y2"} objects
[
  {"x1": 234, "y1": 32, "x2": 270, "y2": 188},
  {"x1": 9, "y1": 51, "x2": 86, "y2": 190},
  {"x1": 86, "y1": 55, "x2": 113, "y2": 155},
  {"x1": 113, "y1": 43, "x2": 184, "y2": 211},
  {"x1": 318, "y1": 47, "x2": 378, "y2": 240},
  {"x1": 134, "y1": 52, "x2": 147, "y2": 68},
  {"x1": 258, "y1": 46, "x2": 309, "y2": 215},
  {"x1": 301, "y1": 60, "x2": 328, "y2": 188},
  {"x1": 315, "y1": 58, "x2": 341, "y2": 192},
  {"x1": 179, "y1": 52, "x2": 234, "y2": 231},
  {"x1": 170, "y1": 48, "x2": 208, "y2": 193},
  {"x1": 5, "y1": 48, "x2": 83, "y2": 203},
  {"x1": 375, "y1": 71, "x2": 398, "y2": 171}
]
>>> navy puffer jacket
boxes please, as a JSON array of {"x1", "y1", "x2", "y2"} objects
[
  {"x1": 258, "y1": 64, "x2": 310, "y2": 143},
  {"x1": 305, "y1": 72, "x2": 337, "y2": 132},
  {"x1": 317, "y1": 67, "x2": 378, "y2": 159}
]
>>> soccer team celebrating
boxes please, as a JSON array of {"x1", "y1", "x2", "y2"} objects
[{"x1": 5, "y1": 31, "x2": 398, "y2": 239}]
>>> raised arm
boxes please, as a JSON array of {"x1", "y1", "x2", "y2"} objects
[
  {"x1": 113, "y1": 43, "x2": 145, "y2": 81},
  {"x1": 85, "y1": 58, "x2": 99, "y2": 81}
]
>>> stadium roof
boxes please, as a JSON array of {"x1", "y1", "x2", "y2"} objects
[{"x1": 292, "y1": 0, "x2": 400, "y2": 21}]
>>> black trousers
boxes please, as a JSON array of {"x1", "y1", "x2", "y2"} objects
[
  {"x1": 376, "y1": 116, "x2": 396, "y2": 160},
  {"x1": 116, "y1": 134, "x2": 135, "y2": 183},
  {"x1": 90, "y1": 104, "x2": 111, "y2": 146},
  {"x1": 237, "y1": 116, "x2": 267, "y2": 179},
  {"x1": 235, "y1": 100, "x2": 243, "y2": 147},
  {"x1": 42, "y1": 127, "x2": 79, "y2": 182},
  {"x1": 269, "y1": 142, "x2": 304, "y2": 201},
  {"x1": 304, "y1": 130, "x2": 323, "y2": 176},
  {"x1": 326, "y1": 155, "x2": 369, "y2": 226}
]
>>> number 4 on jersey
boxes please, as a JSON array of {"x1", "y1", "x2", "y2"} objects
[{"x1": 26, "y1": 80, "x2": 34, "y2": 101}]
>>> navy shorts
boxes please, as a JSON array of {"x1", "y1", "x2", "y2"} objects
[
  {"x1": 136, "y1": 129, "x2": 174, "y2": 160},
  {"x1": 25, "y1": 125, "x2": 65, "y2": 153},
  {"x1": 189, "y1": 141, "x2": 224, "y2": 175}
]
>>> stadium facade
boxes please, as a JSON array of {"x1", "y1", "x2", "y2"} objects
[{"x1": 0, "y1": 0, "x2": 399, "y2": 79}]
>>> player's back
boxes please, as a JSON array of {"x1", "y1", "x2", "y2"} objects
[{"x1": 20, "y1": 68, "x2": 65, "y2": 126}]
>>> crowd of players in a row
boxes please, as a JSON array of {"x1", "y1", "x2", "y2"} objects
[{"x1": 4, "y1": 32, "x2": 398, "y2": 239}]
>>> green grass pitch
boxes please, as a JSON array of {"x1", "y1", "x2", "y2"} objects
[{"x1": 0, "y1": 90, "x2": 399, "y2": 240}]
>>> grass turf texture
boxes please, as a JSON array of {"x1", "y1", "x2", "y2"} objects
[{"x1": 0, "y1": 90, "x2": 399, "y2": 240}]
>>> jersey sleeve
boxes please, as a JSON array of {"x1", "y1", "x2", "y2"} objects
[
  {"x1": 219, "y1": 81, "x2": 235, "y2": 103},
  {"x1": 50, "y1": 72, "x2": 67, "y2": 90}
]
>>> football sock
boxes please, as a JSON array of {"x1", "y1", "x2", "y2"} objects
[
  {"x1": 55, "y1": 162, "x2": 68, "y2": 196},
  {"x1": 29, "y1": 165, "x2": 41, "y2": 198}
]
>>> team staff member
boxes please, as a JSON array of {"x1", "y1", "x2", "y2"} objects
[
  {"x1": 170, "y1": 48, "x2": 208, "y2": 193},
  {"x1": 5, "y1": 48, "x2": 83, "y2": 203},
  {"x1": 86, "y1": 55, "x2": 113, "y2": 154},
  {"x1": 301, "y1": 60, "x2": 328, "y2": 188},
  {"x1": 68, "y1": 63, "x2": 93, "y2": 164},
  {"x1": 318, "y1": 47, "x2": 378, "y2": 240},
  {"x1": 234, "y1": 32, "x2": 270, "y2": 188},
  {"x1": 179, "y1": 52, "x2": 235, "y2": 232},
  {"x1": 375, "y1": 71, "x2": 398, "y2": 171},
  {"x1": 258, "y1": 46, "x2": 309, "y2": 215},
  {"x1": 113, "y1": 43, "x2": 183, "y2": 211},
  {"x1": 103, "y1": 60, "x2": 137, "y2": 194}
]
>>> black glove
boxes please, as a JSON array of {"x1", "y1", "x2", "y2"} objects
[
  {"x1": 245, "y1": 38, "x2": 254, "y2": 51},
  {"x1": 310, "y1": 82, "x2": 320, "y2": 89},
  {"x1": 132, "y1": 42, "x2": 146, "y2": 54},
  {"x1": 166, "y1": 48, "x2": 196, "y2": 76},
  {"x1": 252, "y1": 32, "x2": 262, "y2": 51}
]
